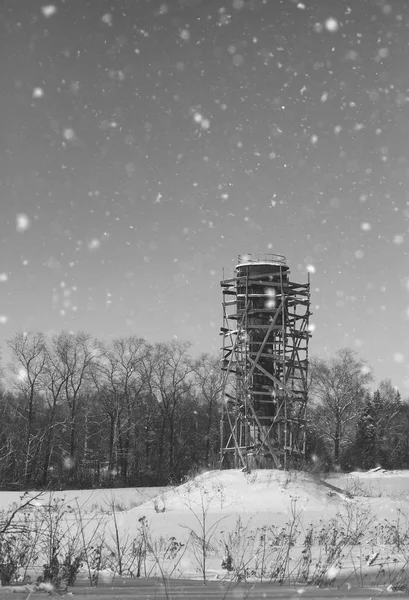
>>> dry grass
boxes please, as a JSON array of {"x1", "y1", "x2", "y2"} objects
[{"x1": 1, "y1": 473, "x2": 409, "y2": 595}]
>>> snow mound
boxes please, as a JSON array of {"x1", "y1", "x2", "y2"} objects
[{"x1": 137, "y1": 469, "x2": 350, "y2": 516}]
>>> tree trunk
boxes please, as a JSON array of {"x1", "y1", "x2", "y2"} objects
[
  {"x1": 109, "y1": 414, "x2": 115, "y2": 471},
  {"x1": 122, "y1": 397, "x2": 133, "y2": 483},
  {"x1": 24, "y1": 390, "x2": 36, "y2": 486},
  {"x1": 334, "y1": 422, "x2": 340, "y2": 465},
  {"x1": 82, "y1": 397, "x2": 89, "y2": 482},
  {"x1": 69, "y1": 399, "x2": 77, "y2": 479},
  {"x1": 169, "y1": 419, "x2": 174, "y2": 474},
  {"x1": 42, "y1": 404, "x2": 57, "y2": 486},
  {"x1": 23, "y1": 436, "x2": 32, "y2": 486},
  {"x1": 205, "y1": 397, "x2": 214, "y2": 463},
  {"x1": 42, "y1": 433, "x2": 53, "y2": 486},
  {"x1": 157, "y1": 417, "x2": 166, "y2": 473},
  {"x1": 117, "y1": 414, "x2": 124, "y2": 477},
  {"x1": 69, "y1": 411, "x2": 76, "y2": 460}
]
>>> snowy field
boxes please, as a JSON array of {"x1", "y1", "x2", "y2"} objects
[
  {"x1": 0, "y1": 486, "x2": 167, "y2": 515},
  {"x1": 1, "y1": 469, "x2": 409, "y2": 596},
  {"x1": 328, "y1": 469, "x2": 409, "y2": 501}
]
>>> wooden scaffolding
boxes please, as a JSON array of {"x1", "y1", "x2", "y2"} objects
[{"x1": 220, "y1": 253, "x2": 311, "y2": 470}]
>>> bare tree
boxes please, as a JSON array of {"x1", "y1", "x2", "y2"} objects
[
  {"x1": 50, "y1": 331, "x2": 98, "y2": 475},
  {"x1": 191, "y1": 353, "x2": 223, "y2": 464},
  {"x1": 92, "y1": 336, "x2": 147, "y2": 481},
  {"x1": 37, "y1": 343, "x2": 70, "y2": 486},
  {"x1": 89, "y1": 359, "x2": 123, "y2": 476},
  {"x1": 7, "y1": 332, "x2": 47, "y2": 485},
  {"x1": 141, "y1": 340, "x2": 192, "y2": 477},
  {"x1": 309, "y1": 348, "x2": 373, "y2": 466},
  {"x1": 0, "y1": 389, "x2": 21, "y2": 486}
]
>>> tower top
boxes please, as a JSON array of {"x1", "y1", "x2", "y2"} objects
[{"x1": 236, "y1": 253, "x2": 287, "y2": 268}]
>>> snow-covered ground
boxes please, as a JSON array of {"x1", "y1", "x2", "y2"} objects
[
  {"x1": 1, "y1": 469, "x2": 409, "y2": 588},
  {"x1": 111, "y1": 469, "x2": 355, "y2": 540},
  {"x1": 0, "y1": 486, "x2": 167, "y2": 514},
  {"x1": 107, "y1": 469, "x2": 409, "y2": 540},
  {"x1": 327, "y1": 469, "x2": 409, "y2": 501}
]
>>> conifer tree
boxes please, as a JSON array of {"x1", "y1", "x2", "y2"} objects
[{"x1": 355, "y1": 395, "x2": 376, "y2": 470}]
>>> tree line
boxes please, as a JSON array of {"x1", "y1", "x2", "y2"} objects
[
  {"x1": 307, "y1": 348, "x2": 409, "y2": 473},
  {"x1": 0, "y1": 333, "x2": 407, "y2": 490},
  {"x1": 0, "y1": 332, "x2": 222, "y2": 489}
]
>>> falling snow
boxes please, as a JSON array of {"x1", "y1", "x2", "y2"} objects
[
  {"x1": 41, "y1": 5, "x2": 57, "y2": 18},
  {"x1": 180, "y1": 29, "x2": 190, "y2": 41},
  {"x1": 63, "y1": 128, "x2": 75, "y2": 140},
  {"x1": 101, "y1": 13, "x2": 113, "y2": 26},
  {"x1": 88, "y1": 239, "x2": 101, "y2": 251},
  {"x1": 16, "y1": 214, "x2": 30, "y2": 232},
  {"x1": 324, "y1": 18, "x2": 339, "y2": 32},
  {"x1": 32, "y1": 87, "x2": 44, "y2": 98},
  {"x1": 193, "y1": 112, "x2": 210, "y2": 130},
  {"x1": 0, "y1": 0, "x2": 407, "y2": 394}
]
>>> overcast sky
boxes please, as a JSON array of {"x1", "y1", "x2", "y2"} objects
[{"x1": 0, "y1": 0, "x2": 408, "y2": 393}]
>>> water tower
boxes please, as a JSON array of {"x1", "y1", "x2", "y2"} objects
[{"x1": 220, "y1": 253, "x2": 311, "y2": 469}]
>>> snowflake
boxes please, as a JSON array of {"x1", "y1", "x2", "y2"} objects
[
  {"x1": 16, "y1": 213, "x2": 30, "y2": 232},
  {"x1": 88, "y1": 239, "x2": 101, "y2": 250},
  {"x1": 63, "y1": 128, "x2": 75, "y2": 140},
  {"x1": 393, "y1": 353, "x2": 404, "y2": 364},
  {"x1": 378, "y1": 48, "x2": 389, "y2": 58},
  {"x1": 193, "y1": 112, "x2": 210, "y2": 129},
  {"x1": 41, "y1": 5, "x2": 57, "y2": 17},
  {"x1": 102, "y1": 13, "x2": 113, "y2": 26},
  {"x1": 393, "y1": 235, "x2": 404, "y2": 245},
  {"x1": 325, "y1": 17, "x2": 339, "y2": 32}
]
